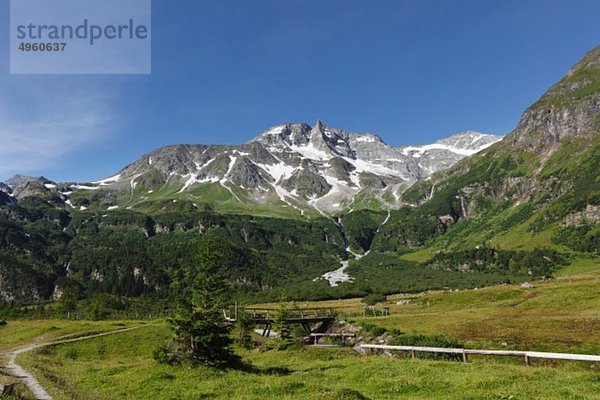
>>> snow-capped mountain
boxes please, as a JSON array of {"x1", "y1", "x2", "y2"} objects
[{"x1": 3, "y1": 122, "x2": 502, "y2": 215}]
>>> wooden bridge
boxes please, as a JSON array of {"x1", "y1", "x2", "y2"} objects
[{"x1": 223, "y1": 307, "x2": 335, "y2": 338}]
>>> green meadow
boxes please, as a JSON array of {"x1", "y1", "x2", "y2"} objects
[
  {"x1": 13, "y1": 328, "x2": 600, "y2": 400},
  {"x1": 2, "y1": 262, "x2": 599, "y2": 400}
]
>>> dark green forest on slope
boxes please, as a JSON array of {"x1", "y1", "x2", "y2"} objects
[{"x1": 0, "y1": 192, "x2": 584, "y2": 318}]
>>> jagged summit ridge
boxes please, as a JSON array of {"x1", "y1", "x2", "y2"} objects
[
  {"x1": 2, "y1": 121, "x2": 501, "y2": 215},
  {"x1": 73, "y1": 122, "x2": 501, "y2": 214}
]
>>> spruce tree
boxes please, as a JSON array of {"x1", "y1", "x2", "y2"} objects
[
  {"x1": 234, "y1": 306, "x2": 255, "y2": 349},
  {"x1": 157, "y1": 231, "x2": 239, "y2": 367},
  {"x1": 273, "y1": 299, "x2": 294, "y2": 349}
]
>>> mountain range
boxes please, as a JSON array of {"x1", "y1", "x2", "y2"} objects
[
  {"x1": 0, "y1": 127, "x2": 501, "y2": 217},
  {"x1": 0, "y1": 45, "x2": 598, "y2": 304}
]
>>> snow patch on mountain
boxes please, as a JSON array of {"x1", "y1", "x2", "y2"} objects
[
  {"x1": 93, "y1": 174, "x2": 121, "y2": 185},
  {"x1": 401, "y1": 133, "x2": 501, "y2": 158},
  {"x1": 289, "y1": 143, "x2": 331, "y2": 160},
  {"x1": 257, "y1": 162, "x2": 296, "y2": 183}
]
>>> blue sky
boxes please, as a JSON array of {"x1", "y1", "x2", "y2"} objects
[{"x1": 1, "y1": 0, "x2": 599, "y2": 182}]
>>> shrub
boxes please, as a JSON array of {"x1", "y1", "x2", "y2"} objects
[
  {"x1": 361, "y1": 293, "x2": 387, "y2": 306},
  {"x1": 361, "y1": 323, "x2": 387, "y2": 337}
]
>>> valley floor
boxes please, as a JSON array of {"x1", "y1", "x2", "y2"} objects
[
  {"x1": 1, "y1": 262, "x2": 599, "y2": 400},
  {"x1": 7, "y1": 327, "x2": 600, "y2": 400},
  {"x1": 258, "y1": 261, "x2": 600, "y2": 355}
]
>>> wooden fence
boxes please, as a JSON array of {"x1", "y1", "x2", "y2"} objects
[
  {"x1": 360, "y1": 344, "x2": 600, "y2": 365},
  {"x1": 223, "y1": 307, "x2": 334, "y2": 322}
]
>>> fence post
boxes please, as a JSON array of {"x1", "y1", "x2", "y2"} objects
[
  {"x1": 462, "y1": 351, "x2": 469, "y2": 363},
  {"x1": 525, "y1": 355, "x2": 531, "y2": 366}
]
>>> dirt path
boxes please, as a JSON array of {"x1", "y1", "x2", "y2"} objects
[{"x1": 3, "y1": 326, "x2": 143, "y2": 400}]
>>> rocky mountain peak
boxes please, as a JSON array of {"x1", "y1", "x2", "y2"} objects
[
  {"x1": 566, "y1": 45, "x2": 600, "y2": 78},
  {"x1": 509, "y1": 46, "x2": 600, "y2": 153},
  {"x1": 250, "y1": 121, "x2": 386, "y2": 160},
  {"x1": 434, "y1": 131, "x2": 501, "y2": 151},
  {"x1": 248, "y1": 123, "x2": 311, "y2": 146},
  {"x1": 6, "y1": 174, "x2": 50, "y2": 188}
]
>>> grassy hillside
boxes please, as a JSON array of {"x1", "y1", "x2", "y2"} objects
[{"x1": 372, "y1": 136, "x2": 599, "y2": 255}]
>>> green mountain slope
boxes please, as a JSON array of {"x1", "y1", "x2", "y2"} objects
[{"x1": 368, "y1": 46, "x2": 600, "y2": 266}]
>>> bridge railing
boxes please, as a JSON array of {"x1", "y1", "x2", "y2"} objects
[{"x1": 223, "y1": 307, "x2": 334, "y2": 321}]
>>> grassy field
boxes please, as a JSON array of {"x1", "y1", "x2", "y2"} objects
[
  {"x1": 254, "y1": 262, "x2": 600, "y2": 354},
  {"x1": 0, "y1": 320, "x2": 141, "y2": 352},
  {"x1": 4, "y1": 262, "x2": 600, "y2": 399},
  {"x1": 354, "y1": 268, "x2": 600, "y2": 354},
  {"x1": 14, "y1": 324, "x2": 600, "y2": 400},
  {"x1": 0, "y1": 320, "x2": 143, "y2": 400}
]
